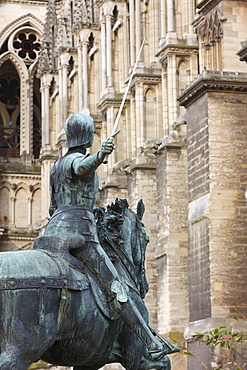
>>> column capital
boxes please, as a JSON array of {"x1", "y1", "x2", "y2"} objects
[
  {"x1": 40, "y1": 73, "x2": 53, "y2": 88},
  {"x1": 59, "y1": 52, "x2": 71, "y2": 67},
  {"x1": 105, "y1": 14, "x2": 113, "y2": 22}
]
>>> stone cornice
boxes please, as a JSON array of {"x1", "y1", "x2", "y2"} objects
[
  {"x1": 1, "y1": 0, "x2": 47, "y2": 3},
  {"x1": 39, "y1": 149, "x2": 59, "y2": 162},
  {"x1": 131, "y1": 73, "x2": 162, "y2": 85},
  {"x1": 98, "y1": 92, "x2": 129, "y2": 111},
  {"x1": 115, "y1": 155, "x2": 156, "y2": 176},
  {"x1": 0, "y1": 173, "x2": 41, "y2": 181},
  {"x1": 156, "y1": 42, "x2": 199, "y2": 60},
  {"x1": 4, "y1": 234, "x2": 37, "y2": 241},
  {"x1": 196, "y1": 0, "x2": 221, "y2": 15},
  {"x1": 99, "y1": 173, "x2": 127, "y2": 190},
  {"x1": 178, "y1": 71, "x2": 247, "y2": 108}
]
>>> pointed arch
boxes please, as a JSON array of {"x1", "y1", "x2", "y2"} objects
[
  {"x1": 15, "y1": 186, "x2": 29, "y2": 227},
  {"x1": 0, "y1": 51, "x2": 28, "y2": 80},
  {"x1": 144, "y1": 87, "x2": 156, "y2": 141},
  {"x1": 0, "y1": 13, "x2": 44, "y2": 50},
  {"x1": 31, "y1": 186, "x2": 41, "y2": 224},
  {"x1": 0, "y1": 185, "x2": 11, "y2": 227}
]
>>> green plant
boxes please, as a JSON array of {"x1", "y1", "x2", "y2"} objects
[{"x1": 194, "y1": 326, "x2": 247, "y2": 350}]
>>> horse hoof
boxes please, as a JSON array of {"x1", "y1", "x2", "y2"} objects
[
  {"x1": 149, "y1": 348, "x2": 169, "y2": 361},
  {"x1": 150, "y1": 343, "x2": 180, "y2": 360}
]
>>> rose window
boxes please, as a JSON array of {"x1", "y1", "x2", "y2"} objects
[{"x1": 13, "y1": 31, "x2": 41, "y2": 64}]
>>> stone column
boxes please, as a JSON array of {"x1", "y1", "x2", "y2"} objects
[
  {"x1": 136, "y1": 82, "x2": 144, "y2": 148},
  {"x1": 41, "y1": 74, "x2": 52, "y2": 147},
  {"x1": 100, "y1": 18, "x2": 107, "y2": 92},
  {"x1": 58, "y1": 61, "x2": 63, "y2": 129},
  {"x1": 106, "y1": 14, "x2": 113, "y2": 87},
  {"x1": 62, "y1": 63, "x2": 68, "y2": 121},
  {"x1": 125, "y1": 156, "x2": 158, "y2": 328},
  {"x1": 135, "y1": 0, "x2": 141, "y2": 59},
  {"x1": 123, "y1": 13, "x2": 129, "y2": 79},
  {"x1": 160, "y1": 0, "x2": 167, "y2": 41},
  {"x1": 59, "y1": 53, "x2": 70, "y2": 123},
  {"x1": 11, "y1": 196, "x2": 15, "y2": 225},
  {"x1": 77, "y1": 44, "x2": 83, "y2": 111},
  {"x1": 161, "y1": 67, "x2": 169, "y2": 135},
  {"x1": 188, "y1": 0, "x2": 195, "y2": 34},
  {"x1": 167, "y1": 54, "x2": 178, "y2": 128},
  {"x1": 167, "y1": 0, "x2": 175, "y2": 32},
  {"x1": 155, "y1": 136, "x2": 189, "y2": 370},
  {"x1": 129, "y1": 0, "x2": 135, "y2": 66},
  {"x1": 28, "y1": 197, "x2": 32, "y2": 225},
  {"x1": 82, "y1": 41, "x2": 89, "y2": 111},
  {"x1": 166, "y1": 0, "x2": 177, "y2": 42},
  {"x1": 25, "y1": 77, "x2": 32, "y2": 157}
]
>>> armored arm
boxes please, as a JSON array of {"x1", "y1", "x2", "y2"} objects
[{"x1": 73, "y1": 137, "x2": 114, "y2": 175}]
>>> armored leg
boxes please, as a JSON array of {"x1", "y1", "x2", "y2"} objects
[
  {"x1": 72, "y1": 241, "x2": 128, "y2": 300},
  {"x1": 73, "y1": 242, "x2": 179, "y2": 359},
  {"x1": 120, "y1": 297, "x2": 179, "y2": 359}
]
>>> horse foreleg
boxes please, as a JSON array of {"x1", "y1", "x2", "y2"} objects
[{"x1": 0, "y1": 347, "x2": 32, "y2": 370}]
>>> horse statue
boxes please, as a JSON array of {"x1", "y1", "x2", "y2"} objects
[{"x1": 0, "y1": 198, "x2": 174, "y2": 370}]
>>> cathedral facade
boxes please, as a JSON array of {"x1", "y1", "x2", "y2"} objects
[{"x1": 1, "y1": 1, "x2": 247, "y2": 369}]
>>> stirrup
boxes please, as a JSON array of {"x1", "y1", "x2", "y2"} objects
[{"x1": 149, "y1": 326, "x2": 180, "y2": 355}]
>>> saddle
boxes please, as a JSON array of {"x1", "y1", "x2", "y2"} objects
[{"x1": 33, "y1": 234, "x2": 120, "y2": 321}]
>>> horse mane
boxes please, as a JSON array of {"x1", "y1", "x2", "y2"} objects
[
  {"x1": 94, "y1": 198, "x2": 149, "y2": 299},
  {"x1": 93, "y1": 199, "x2": 126, "y2": 259}
]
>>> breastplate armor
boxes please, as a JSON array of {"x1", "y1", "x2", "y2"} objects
[{"x1": 50, "y1": 153, "x2": 98, "y2": 210}]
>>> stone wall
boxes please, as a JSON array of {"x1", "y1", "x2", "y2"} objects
[
  {"x1": 126, "y1": 157, "x2": 159, "y2": 328},
  {"x1": 180, "y1": 71, "x2": 247, "y2": 369},
  {"x1": 155, "y1": 133, "x2": 189, "y2": 369}
]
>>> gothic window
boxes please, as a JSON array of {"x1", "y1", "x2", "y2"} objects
[
  {"x1": 0, "y1": 61, "x2": 20, "y2": 158},
  {"x1": 15, "y1": 187, "x2": 28, "y2": 227},
  {"x1": 33, "y1": 75, "x2": 41, "y2": 159},
  {"x1": 31, "y1": 187, "x2": 41, "y2": 224},
  {"x1": 0, "y1": 23, "x2": 42, "y2": 159},
  {"x1": 144, "y1": 88, "x2": 156, "y2": 141},
  {"x1": 0, "y1": 186, "x2": 11, "y2": 227},
  {"x1": 88, "y1": 32, "x2": 94, "y2": 59},
  {"x1": 198, "y1": 11, "x2": 223, "y2": 71},
  {"x1": 178, "y1": 60, "x2": 188, "y2": 116},
  {"x1": 13, "y1": 30, "x2": 41, "y2": 66}
]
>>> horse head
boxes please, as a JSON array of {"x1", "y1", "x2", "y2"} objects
[{"x1": 94, "y1": 198, "x2": 149, "y2": 299}]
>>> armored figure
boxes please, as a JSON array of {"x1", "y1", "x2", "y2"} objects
[{"x1": 45, "y1": 112, "x2": 175, "y2": 360}]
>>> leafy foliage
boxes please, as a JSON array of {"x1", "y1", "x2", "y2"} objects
[{"x1": 193, "y1": 326, "x2": 247, "y2": 350}]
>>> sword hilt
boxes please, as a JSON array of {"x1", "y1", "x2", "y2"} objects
[{"x1": 102, "y1": 130, "x2": 120, "y2": 164}]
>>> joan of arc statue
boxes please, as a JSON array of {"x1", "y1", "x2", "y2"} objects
[{"x1": 45, "y1": 112, "x2": 177, "y2": 360}]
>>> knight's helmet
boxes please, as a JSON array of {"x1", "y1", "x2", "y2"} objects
[{"x1": 64, "y1": 113, "x2": 96, "y2": 148}]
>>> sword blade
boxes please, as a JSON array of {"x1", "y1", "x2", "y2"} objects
[{"x1": 103, "y1": 37, "x2": 146, "y2": 164}]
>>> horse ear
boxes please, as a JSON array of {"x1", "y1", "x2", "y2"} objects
[{"x1": 137, "y1": 199, "x2": 145, "y2": 221}]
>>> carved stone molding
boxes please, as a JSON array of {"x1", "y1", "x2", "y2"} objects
[
  {"x1": 0, "y1": 13, "x2": 44, "y2": 44},
  {"x1": 238, "y1": 40, "x2": 247, "y2": 63},
  {"x1": 196, "y1": 0, "x2": 221, "y2": 15},
  {"x1": 0, "y1": 0, "x2": 47, "y2": 4},
  {"x1": 178, "y1": 71, "x2": 247, "y2": 108}
]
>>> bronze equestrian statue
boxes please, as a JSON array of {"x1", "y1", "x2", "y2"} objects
[{"x1": 0, "y1": 113, "x2": 179, "y2": 370}]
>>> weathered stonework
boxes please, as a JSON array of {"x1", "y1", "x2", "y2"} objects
[
  {"x1": 179, "y1": 71, "x2": 247, "y2": 369},
  {"x1": 1, "y1": 0, "x2": 247, "y2": 369}
]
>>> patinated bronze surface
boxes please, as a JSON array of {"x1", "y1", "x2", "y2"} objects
[{"x1": 0, "y1": 113, "x2": 178, "y2": 369}]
